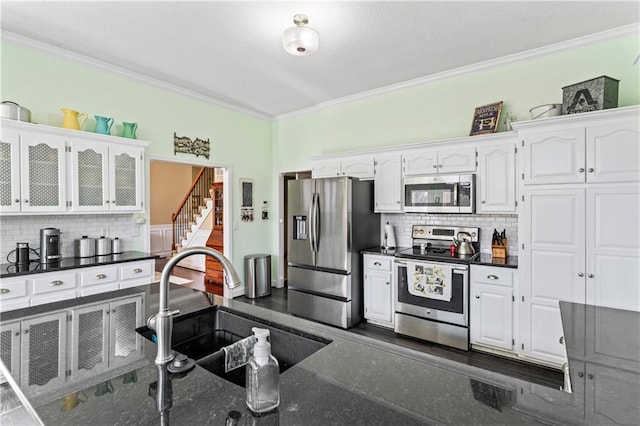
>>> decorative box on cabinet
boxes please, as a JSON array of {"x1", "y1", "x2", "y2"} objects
[
  {"x1": 0, "y1": 118, "x2": 149, "y2": 215},
  {"x1": 470, "y1": 265, "x2": 515, "y2": 352},
  {"x1": 374, "y1": 154, "x2": 403, "y2": 213},
  {"x1": 403, "y1": 146, "x2": 476, "y2": 176},
  {"x1": 363, "y1": 254, "x2": 394, "y2": 328}
]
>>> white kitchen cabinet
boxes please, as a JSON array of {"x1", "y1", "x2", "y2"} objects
[
  {"x1": 470, "y1": 265, "x2": 515, "y2": 352},
  {"x1": 0, "y1": 118, "x2": 149, "y2": 215},
  {"x1": 0, "y1": 276, "x2": 29, "y2": 311},
  {"x1": 78, "y1": 264, "x2": 120, "y2": 296},
  {"x1": 0, "y1": 127, "x2": 21, "y2": 213},
  {"x1": 119, "y1": 259, "x2": 155, "y2": 289},
  {"x1": 312, "y1": 155, "x2": 374, "y2": 180},
  {"x1": 71, "y1": 138, "x2": 144, "y2": 212},
  {"x1": 30, "y1": 270, "x2": 78, "y2": 307},
  {"x1": 363, "y1": 254, "x2": 394, "y2": 328},
  {"x1": 20, "y1": 311, "x2": 68, "y2": 396},
  {"x1": 374, "y1": 154, "x2": 403, "y2": 213},
  {"x1": 70, "y1": 294, "x2": 144, "y2": 379},
  {"x1": 517, "y1": 108, "x2": 639, "y2": 185},
  {"x1": 476, "y1": 142, "x2": 517, "y2": 213},
  {"x1": 0, "y1": 320, "x2": 21, "y2": 378},
  {"x1": 403, "y1": 146, "x2": 476, "y2": 176}
]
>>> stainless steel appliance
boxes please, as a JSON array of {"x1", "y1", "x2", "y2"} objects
[
  {"x1": 39, "y1": 228, "x2": 62, "y2": 264},
  {"x1": 394, "y1": 224, "x2": 480, "y2": 350},
  {"x1": 403, "y1": 174, "x2": 475, "y2": 213},
  {"x1": 287, "y1": 177, "x2": 380, "y2": 329},
  {"x1": 74, "y1": 236, "x2": 96, "y2": 258}
]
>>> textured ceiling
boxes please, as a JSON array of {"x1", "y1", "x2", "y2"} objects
[{"x1": 1, "y1": 1, "x2": 638, "y2": 118}]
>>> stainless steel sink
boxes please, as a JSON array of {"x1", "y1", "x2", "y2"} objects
[{"x1": 136, "y1": 305, "x2": 331, "y2": 387}]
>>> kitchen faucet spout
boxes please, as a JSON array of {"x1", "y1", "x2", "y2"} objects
[{"x1": 148, "y1": 246, "x2": 242, "y2": 365}]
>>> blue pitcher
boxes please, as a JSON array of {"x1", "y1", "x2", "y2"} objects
[{"x1": 94, "y1": 116, "x2": 114, "y2": 135}]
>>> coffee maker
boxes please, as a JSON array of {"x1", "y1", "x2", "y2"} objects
[{"x1": 40, "y1": 228, "x2": 62, "y2": 264}]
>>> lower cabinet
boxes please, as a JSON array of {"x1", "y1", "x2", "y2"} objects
[
  {"x1": 0, "y1": 293, "x2": 144, "y2": 400},
  {"x1": 363, "y1": 254, "x2": 394, "y2": 328},
  {"x1": 470, "y1": 265, "x2": 515, "y2": 352}
]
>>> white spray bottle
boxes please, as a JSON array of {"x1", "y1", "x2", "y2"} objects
[{"x1": 246, "y1": 327, "x2": 280, "y2": 413}]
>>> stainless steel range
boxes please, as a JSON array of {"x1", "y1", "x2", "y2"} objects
[{"x1": 394, "y1": 224, "x2": 480, "y2": 350}]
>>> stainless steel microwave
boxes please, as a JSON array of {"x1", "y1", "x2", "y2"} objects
[{"x1": 403, "y1": 174, "x2": 475, "y2": 213}]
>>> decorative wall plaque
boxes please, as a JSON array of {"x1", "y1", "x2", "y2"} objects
[
  {"x1": 469, "y1": 101, "x2": 503, "y2": 136},
  {"x1": 174, "y1": 132, "x2": 210, "y2": 159}
]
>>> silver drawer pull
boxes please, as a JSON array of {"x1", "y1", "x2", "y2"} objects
[
  {"x1": 133, "y1": 268, "x2": 143, "y2": 273},
  {"x1": 96, "y1": 274, "x2": 107, "y2": 279},
  {"x1": 373, "y1": 262, "x2": 382, "y2": 266},
  {"x1": 487, "y1": 274, "x2": 499, "y2": 280},
  {"x1": 0, "y1": 288, "x2": 10, "y2": 294},
  {"x1": 50, "y1": 280, "x2": 64, "y2": 286}
]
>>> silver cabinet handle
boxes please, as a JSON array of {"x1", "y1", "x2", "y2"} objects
[
  {"x1": 588, "y1": 168, "x2": 594, "y2": 173},
  {"x1": 373, "y1": 261, "x2": 382, "y2": 266},
  {"x1": 96, "y1": 274, "x2": 107, "y2": 279},
  {"x1": 24, "y1": 199, "x2": 29, "y2": 203},
  {"x1": 578, "y1": 168, "x2": 585, "y2": 173},
  {"x1": 481, "y1": 200, "x2": 486, "y2": 204},
  {"x1": 50, "y1": 280, "x2": 64, "y2": 286},
  {"x1": 487, "y1": 274, "x2": 499, "y2": 280},
  {"x1": 588, "y1": 273, "x2": 594, "y2": 278},
  {"x1": 105, "y1": 200, "x2": 110, "y2": 204},
  {"x1": 578, "y1": 371, "x2": 584, "y2": 378},
  {"x1": 14, "y1": 199, "x2": 19, "y2": 203},
  {"x1": 385, "y1": 281, "x2": 390, "y2": 286},
  {"x1": 587, "y1": 374, "x2": 594, "y2": 380},
  {"x1": 396, "y1": 200, "x2": 401, "y2": 204},
  {"x1": 0, "y1": 288, "x2": 9, "y2": 294},
  {"x1": 475, "y1": 295, "x2": 480, "y2": 299},
  {"x1": 133, "y1": 268, "x2": 143, "y2": 273},
  {"x1": 559, "y1": 336, "x2": 565, "y2": 344},
  {"x1": 432, "y1": 165, "x2": 437, "y2": 168},
  {"x1": 578, "y1": 272, "x2": 584, "y2": 277},
  {"x1": 438, "y1": 164, "x2": 442, "y2": 168}
]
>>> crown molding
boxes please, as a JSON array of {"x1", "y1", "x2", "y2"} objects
[
  {"x1": 1, "y1": 31, "x2": 272, "y2": 121},
  {"x1": 275, "y1": 24, "x2": 640, "y2": 121}
]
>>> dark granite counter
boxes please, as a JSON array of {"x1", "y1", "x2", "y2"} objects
[
  {"x1": 471, "y1": 254, "x2": 518, "y2": 268},
  {"x1": 3, "y1": 284, "x2": 634, "y2": 425},
  {"x1": 360, "y1": 246, "x2": 410, "y2": 256},
  {"x1": 0, "y1": 251, "x2": 158, "y2": 278}
]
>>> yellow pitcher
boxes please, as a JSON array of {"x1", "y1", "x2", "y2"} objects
[{"x1": 61, "y1": 108, "x2": 88, "y2": 130}]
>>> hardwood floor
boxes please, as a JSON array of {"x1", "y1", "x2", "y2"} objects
[{"x1": 154, "y1": 259, "x2": 563, "y2": 390}]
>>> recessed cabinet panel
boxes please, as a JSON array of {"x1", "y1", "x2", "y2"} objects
[
  {"x1": 470, "y1": 283, "x2": 513, "y2": 350},
  {"x1": 522, "y1": 128, "x2": 585, "y2": 185},
  {"x1": 374, "y1": 154, "x2": 402, "y2": 212},
  {"x1": 587, "y1": 124, "x2": 640, "y2": 183},
  {"x1": 71, "y1": 141, "x2": 109, "y2": 211},
  {"x1": 0, "y1": 130, "x2": 21, "y2": 213},
  {"x1": 110, "y1": 146, "x2": 143, "y2": 211},
  {"x1": 109, "y1": 295, "x2": 144, "y2": 369},
  {"x1": 476, "y1": 143, "x2": 516, "y2": 213},
  {"x1": 71, "y1": 304, "x2": 109, "y2": 380},
  {"x1": 363, "y1": 254, "x2": 394, "y2": 328},
  {"x1": 0, "y1": 321, "x2": 21, "y2": 378}
]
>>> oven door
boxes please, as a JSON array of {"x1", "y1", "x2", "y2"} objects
[{"x1": 395, "y1": 259, "x2": 468, "y2": 326}]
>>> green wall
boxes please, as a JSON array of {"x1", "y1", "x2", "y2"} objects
[
  {"x1": 0, "y1": 42, "x2": 273, "y2": 271},
  {"x1": 273, "y1": 33, "x2": 640, "y2": 174}
]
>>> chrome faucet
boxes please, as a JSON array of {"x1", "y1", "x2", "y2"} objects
[{"x1": 147, "y1": 246, "x2": 242, "y2": 365}]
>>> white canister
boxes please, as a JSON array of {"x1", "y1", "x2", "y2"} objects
[
  {"x1": 112, "y1": 237, "x2": 122, "y2": 254},
  {"x1": 96, "y1": 236, "x2": 113, "y2": 256}
]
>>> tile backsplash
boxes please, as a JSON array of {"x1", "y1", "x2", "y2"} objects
[
  {"x1": 382, "y1": 213, "x2": 518, "y2": 255},
  {"x1": 1, "y1": 215, "x2": 134, "y2": 262}
]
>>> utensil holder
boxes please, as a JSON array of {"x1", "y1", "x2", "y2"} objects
[{"x1": 492, "y1": 238, "x2": 508, "y2": 258}]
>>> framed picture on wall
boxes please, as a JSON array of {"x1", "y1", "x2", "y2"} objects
[
  {"x1": 469, "y1": 101, "x2": 503, "y2": 136},
  {"x1": 240, "y1": 178, "x2": 253, "y2": 208}
]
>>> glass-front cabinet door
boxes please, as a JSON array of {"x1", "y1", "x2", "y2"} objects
[
  {"x1": 71, "y1": 140, "x2": 109, "y2": 212},
  {"x1": 109, "y1": 295, "x2": 144, "y2": 369},
  {"x1": 109, "y1": 146, "x2": 143, "y2": 211},
  {"x1": 70, "y1": 303, "x2": 109, "y2": 380},
  {"x1": 0, "y1": 128, "x2": 21, "y2": 213},
  {"x1": 19, "y1": 130, "x2": 67, "y2": 213}
]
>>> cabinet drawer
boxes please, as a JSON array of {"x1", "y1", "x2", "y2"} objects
[
  {"x1": 472, "y1": 265, "x2": 514, "y2": 287},
  {"x1": 79, "y1": 266, "x2": 118, "y2": 287},
  {"x1": 120, "y1": 261, "x2": 153, "y2": 281},
  {"x1": 364, "y1": 256, "x2": 392, "y2": 272},
  {"x1": 0, "y1": 277, "x2": 28, "y2": 300},
  {"x1": 32, "y1": 271, "x2": 77, "y2": 295}
]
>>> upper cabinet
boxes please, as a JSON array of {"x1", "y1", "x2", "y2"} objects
[
  {"x1": 403, "y1": 146, "x2": 476, "y2": 176},
  {"x1": 514, "y1": 107, "x2": 640, "y2": 185},
  {"x1": 476, "y1": 140, "x2": 517, "y2": 213},
  {"x1": 374, "y1": 154, "x2": 403, "y2": 213},
  {"x1": 0, "y1": 119, "x2": 149, "y2": 215},
  {"x1": 312, "y1": 155, "x2": 374, "y2": 180}
]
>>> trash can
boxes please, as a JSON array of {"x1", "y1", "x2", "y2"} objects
[{"x1": 244, "y1": 254, "x2": 271, "y2": 299}]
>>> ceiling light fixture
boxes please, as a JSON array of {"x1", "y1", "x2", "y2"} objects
[{"x1": 283, "y1": 14, "x2": 319, "y2": 56}]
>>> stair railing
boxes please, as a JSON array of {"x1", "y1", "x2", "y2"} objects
[{"x1": 171, "y1": 167, "x2": 217, "y2": 252}]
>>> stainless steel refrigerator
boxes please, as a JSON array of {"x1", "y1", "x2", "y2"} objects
[{"x1": 287, "y1": 177, "x2": 380, "y2": 328}]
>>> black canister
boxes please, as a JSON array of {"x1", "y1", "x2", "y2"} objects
[{"x1": 15, "y1": 242, "x2": 30, "y2": 265}]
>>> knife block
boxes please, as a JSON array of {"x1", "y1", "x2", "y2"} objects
[{"x1": 492, "y1": 238, "x2": 508, "y2": 258}]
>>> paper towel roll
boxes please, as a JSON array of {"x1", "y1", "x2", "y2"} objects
[{"x1": 384, "y1": 223, "x2": 396, "y2": 249}]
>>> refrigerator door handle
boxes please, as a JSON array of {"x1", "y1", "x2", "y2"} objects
[
  {"x1": 313, "y1": 192, "x2": 320, "y2": 252},
  {"x1": 308, "y1": 192, "x2": 316, "y2": 253}
]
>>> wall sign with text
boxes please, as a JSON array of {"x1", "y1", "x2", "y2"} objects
[{"x1": 469, "y1": 101, "x2": 503, "y2": 136}]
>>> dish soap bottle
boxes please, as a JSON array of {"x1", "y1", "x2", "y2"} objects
[{"x1": 246, "y1": 327, "x2": 280, "y2": 413}]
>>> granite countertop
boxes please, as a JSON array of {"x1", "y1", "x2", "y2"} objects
[
  {"x1": 3, "y1": 283, "x2": 635, "y2": 425},
  {"x1": 360, "y1": 246, "x2": 410, "y2": 256},
  {"x1": 0, "y1": 251, "x2": 158, "y2": 278},
  {"x1": 470, "y1": 254, "x2": 518, "y2": 268}
]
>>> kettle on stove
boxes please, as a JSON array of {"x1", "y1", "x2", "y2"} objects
[{"x1": 453, "y1": 232, "x2": 475, "y2": 256}]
